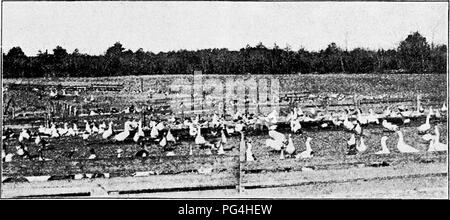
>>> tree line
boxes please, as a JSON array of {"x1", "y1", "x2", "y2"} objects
[{"x1": 3, "y1": 32, "x2": 447, "y2": 78}]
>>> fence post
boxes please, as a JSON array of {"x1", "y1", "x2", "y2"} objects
[{"x1": 237, "y1": 133, "x2": 246, "y2": 193}]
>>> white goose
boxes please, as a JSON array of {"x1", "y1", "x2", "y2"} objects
[
  {"x1": 347, "y1": 134, "x2": 356, "y2": 147},
  {"x1": 266, "y1": 109, "x2": 278, "y2": 124},
  {"x1": 429, "y1": 126, "x2": 448, "y2": 151},
  {"x1": 296, "y1": 137, "x2": 313, "y2": 159},
  {"x1": 266, "y1": 130, "x2": 286, "y2": 151},
  {"x1": 189, "y1": 123, "x2": 197, "y2": 137},
  {"x1": 221, "y1": 129, "x2": 227, "y2": 144},
  {"x1": 211, "y1": 113, "x2": 220, "y2": 127},
  {"x1": 150, "y1": 124, "x2": 159, "y2": 139},
  {"x1": 396, "y1": 130, "x2": 419, "y2": 153},
  {"x1": 367, "y1": 109, "x2": 379, "y2": 124},
  {"x1": 66, "y1": 124, "x2": 76, "y2": 137},
  {"x1": 235, "y1": 122, "x2": 244, "y2": 133},
  {"x1": 343, "y1": 116, "x2": 354, "y2": 131},
  {"x1": 133, "y1": 121, "x2": 145, "y2": 142},
  {"x1": 98, "y1": 122, "x2": 107, "y2": 134},
  {"x1": 357, "y1": 109, "x2": 368, "y2": 125},
  {"x1": 102, "y1": 122, "x2": 114, "y2": 139},
  {"x1": 434, "y1": 109, "x2": 441, "y2": 118},
  {"x1": 113, "y1": 123, "x2": 131, "y2": 142},
  {"x1": 195, "y1": 127, "x2": 206, "y2": 145},
  {"x1": 356, "y1": 137, "x2": 368, "y2": 153},
  {"x1": 159, "y1": 136, "x2": 167, "y2": 147},
  {"x1": 217, "y1": 142, "x2": 225, "y2": 155},
  {"x1": 84, "y1": 120, "x2": 92, "y2": 134},
  {"x1": 441, "y1": 102, "x2": 447, "y2": 112},
  {"x1": 82, "y1": 131, "x2": 90, "y2": 140},
  {"x1": 34, "y1": 134, "x2": 42, "y2": 145},
  {"x1": 354, "y1": 123, "x2": 362, "y2": 135},
  {"x1": 49, "y1": 90, "x2": 58, "y2": 98},
  {"x1": 73, "y1": 123, "x2": 79, "y2": 135},
  {"x1": 155, "y1": 122, "x2": 165, "y2": 131},
  {"x1": 290, "y1": 118, "x2": 301, "y2": 133},
  {"x1": 166, "y1": 129, "x2": 176, "y2": 143},
  {"x1": 58, "y1": 123, "x2": 69, "y2": 136},
  {"x1": 18, "y1": 129, "x2": 30, "y2": 142},
  {"x1": 285, "y1": 134, "x2": 296, "y2": 155},
  {"x1": 38, "y1": 125, "x2": 47, "y2": 134},
  {"x1": 50, "y1": 124, "x2": 60, "y2": 138},
  {"x1": 91, "y1": 123, "x2": 99, "y2": 133},
  {"x1": 375, "y1": 136, "x2": 390, "y2": 154},
  {"x1": 382, "y1": 120, "x2": 398, "y2": 132},
  {"x1": 417, "y1": 108, "x2": 432, "y2": 133}
]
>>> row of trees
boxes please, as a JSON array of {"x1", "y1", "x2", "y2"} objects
[{"x1": 3, "y1": 32, "x2": 447, "y2": 78}]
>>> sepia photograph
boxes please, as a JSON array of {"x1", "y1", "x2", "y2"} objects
[{"x1": 1, "y1": 1, "x2": 448, "y2": 200}]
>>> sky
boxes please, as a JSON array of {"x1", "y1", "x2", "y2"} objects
[{"x1": 2, "y1": 1, "x2": 448, "y2": 56}]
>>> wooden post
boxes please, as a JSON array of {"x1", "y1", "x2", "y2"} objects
[
  {"x1": 140, "y1": 78, "x2": 144, "y2": 93},
  {"x1": 237, "y1": 133, "x2": 245, "y2": 194},
  {"x1": 256, "y1": 78, "x2": 260, "y2": 115},
  {"x1": 353, "y1": 94, "x2": 359, "y2": 110},
  {"x1": 417, "y1": 94, "x2": 421, "y2": 111}
]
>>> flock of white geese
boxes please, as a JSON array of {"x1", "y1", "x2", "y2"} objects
[{"x1": 2, "y1": 100, "x2": 448, "y2": 163}]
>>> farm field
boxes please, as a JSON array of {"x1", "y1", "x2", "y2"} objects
[{"x1": 1, "y1": 73, "x2": 448, "y2": 198}]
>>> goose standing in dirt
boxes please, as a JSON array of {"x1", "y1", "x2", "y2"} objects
[
  {"x1": 417, "y1": 107, "x2": 432, "y2": 133},
  {"x1": 102, "y1": 122, "x2": 114, "y2": 139},
  {"x1": 50, "y1": 124, "x2": 60, "y2": 138},
  {"x1": 428, "y1": 126, "x2": 448, "y2": 151},
  {"x1": 343, "y1": 116, "x2": 354, "y2": 131},
  {"x1": 195, "y1": 126, "x2": 206, "y2": 145},
  {"x1": 266, "y1": 129, "x2": 286, "y2": 151},
  {"x1": 82, "y1": 131, "x2": 90, "y2": 140},
  {"x1": 285, "y1": 134, "x2": 296, "y2": 156},
  {"x1": 114, "y1": 123, "x2": 131, "y2": 142},
  {"x1": 347, "y1": 133, "x2": 357, "y2": 155},
  {"x1": 290, "y1": 118, "x2": 302, "y2": 133},
  {"x1": 382, "y1": 120, "x2": 398, "y2": 132},
  {"x1": 34, "y1": 134, "x2": 42, "y2": 146},
  {"x1": 356, "y1": 136, "x2": 368, "y2": 153},
  {"x1": 66, "y1": 124, "x2": 76, "y2": 136},
  {"x1": 296, "y1": 137, "x2": 313, "y2": 159},
  {"x1": 73, "y1": 123, "x2": 79, "y2": 135},
  {"x1": 166, "y1": 129, "x2": 176, "y2": 143},
  {"x1": 58, "y1": 123, "x2": 69, "y2": 136},
  {"x1": 150, "y1": 123, "x2": 159, "y2": 139},
  {"x1": 396, "y1": 130, "x2": 419, "y2": 153},
  {"x1": 98, "y1": 122, "x2": 107, "y2": 134},
  {"x1": 91, "y1": 122, "x2": 99, "y2": 133},
  {"x1": 133, "y1": 120, "x2": 145, "y2": 142},
  {"x1": 367, "y1": 109, "x2": 380, "y2": 124},
  {"x1": 18, "y1": 128, "x2": 31, "y2": 143},
  {"x1": 246, "y1": 139, "x2": 255, "y2": 162},
  {"x1": 188, "y1": 123, "x2": 197, "y2": 138},
  {"x1": 440, "y1": 102, "x2": 447, "y2": 112},
  {"x1": 84, "y1": 120, "x2": 92, "y2": 134},
  {"x1": 375, "y1": 136, "x2": 390, "y2": 154}
]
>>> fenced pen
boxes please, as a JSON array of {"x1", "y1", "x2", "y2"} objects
[{"x1": 2, "y1": 74, "x2": 448, "y2": 198}]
